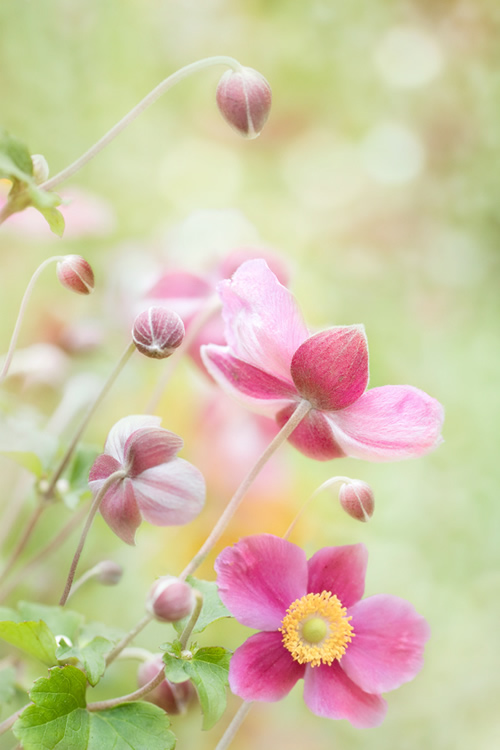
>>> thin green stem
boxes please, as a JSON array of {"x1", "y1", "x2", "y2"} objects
[
  {"x1": 283, "y1": 475, "x2": 354, "y2": 541},
  {"x1": 214, "y1": 701, "x2": 253, "y2": 750},
  {"x1": 87, "y1": 667, "x2": 165, "y2": 712},
  {"x1": 178, "y1": 590, "x2": 203, "y2": 650},
  {"x1": 0, "y1": 503, "x2": 47, "y2": 587},
  {"x1": 40, "y1": 56, "x2": 242, "y2": 192},
  {"x1": 105, "y1": 613, "x2": 153, "y2": 668}
]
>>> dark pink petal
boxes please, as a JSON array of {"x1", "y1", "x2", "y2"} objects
[
  {"x1": 307, "y1": 544, "x2": 368, "y2": 608},
  {"x1": 218, "y1": 259, "x2": 309, "y2": 381},
  {"x1": 229, "y1": 631, "x2": 305, "y2": 702},
  {"x1": 104, "y1": 415, "x2": 162, "y2": 463},
  {"x1": 201, "y1": 346, "x2": 298, "y2": 416},
  {"x1": 325, "y1": 385, "x2": 444, "y2": 462},
  {"x1": 99, "y1": 477, "x2": 142, "y2": 545},
  {"x1": 276, "y1": 406, "x2": 345, "y2": 460},
  {"x1": 341, "y1": 594, "x2": 431, "y2": 694},
  {"x1": 133, "y1": 459, "x2": 206, "y2": 526},
  {"x1": 215, "y1": 534, "x2": 308, "y2": 630},
  {"x1": 124, "y1": 427, "x2": 183, "y2": 475},
  {"x1": 89, "y1": 453, "x2": 121, "y2": 482},
  {"x1": 291, "y1": 326, "x2": 369, "y2": 411},
  {"x1": 303, "y1": 662, "x2": 387, "y2": 728}
]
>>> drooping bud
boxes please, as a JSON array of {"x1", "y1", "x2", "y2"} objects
[
  {"x1": 95, "y1": 560, "x2": 124, "y2": 586},
  {"x1": 56, "y1": 255, "x2": 95, "y2": 295},
  {"x1": 216, "y1": 66, "x2": 272, "y2": 139},
  {"x1": 132, "y1": 307, "x2": 185, "y2": 359},
  {"x1": 137, "y1": 654, "x2": 195, "y2": 714},
  {"x1": 31, "y1": 154, "x2": 50, "y2": 184},
  {"x1": 146, "y1": 576, "x2": 195, "y2": 623},
  {"x1": 338, "y1": 480, "x2": 374, "y2": 522}
]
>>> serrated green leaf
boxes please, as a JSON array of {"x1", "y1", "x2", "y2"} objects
[
  {"x1": 88, "y1": 703, "x2": 175, "y2": 750},
  {"x1": 18, "y1": 602, "x2": 83, "y2": 642},
  {"x1": 0, "y1": 666, "x2": 17, "y2": 703},
  {"x1": 162, "y1": 650, "x2": 191, "y2": 684},
  {"x1": 173, "y1": 577, "x2": 232, "y2": 636},
  {"x1": 0, "y1": 620, "x2": 57, "y2": 666},
  {"x1": 57, "y1": 636, "x2": 111, "y2": 687}
]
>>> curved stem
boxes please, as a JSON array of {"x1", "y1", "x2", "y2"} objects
[
  {"x1": 0, "y1": 706, "x2": 28, "y2": 737},
  {"x1": 59, "y1": 469, "x2": 127, "y2": 606},
  {"x1": 283, "y1": 475, "x2": 354, "y2": 541},
  {"x1": 41, "y1": 56, "x2": 243, "y2": 192},
  {"x1": 87, "y1": 667, "x2": 165, "y2": 712},
  {"x1": 0, "y1": 503, "x2": 46, "y2": 586},
  {"x1": 105, "y1": 613, "x2": 153, "y2": 668},
  {"x1": 178, "y1": 590, "x2": 203, "y2": 650},
  {"x1": 215, "y1": 701, "x2": 253, "y2": 750},
  {"x1": 180, "y1": 399, "x2": 312, "y2": 579},
  {"x1": 0, "y1": 256, "x2": 64, "y2": 383}
]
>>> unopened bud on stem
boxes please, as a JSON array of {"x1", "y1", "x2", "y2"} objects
[
  {"x1": 216, "y1": 66, "x2": 272, "y2": 139},
  {"x1": 137, "y1": 654, "x2": 195, "y2": 714},
  {"x1": 339, "y1": 480, "x2": 374, "y2": 522},
  {"x1": 146, "y1": 576, "x2": 195, "y2": 623},
  {"x1": 95, "y1": 560, "x2": 124, "y2": 586},
  {"x1": 56, "y1": 255, "x2": 95, "y2": 295},
  {"x1": 132, "y1": 307, "x2": 185, "y2": 359},
  {"x1": 31, "y1": 154, "x2": 50, "y2": 184}
]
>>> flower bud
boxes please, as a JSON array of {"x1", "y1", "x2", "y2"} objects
[
  {"x1": 216, "y1": 66, "x2": 272, "y2": 139},
  {"x1": 132, "y1": 307, "x2": 185, "y2": 359},
  {"x1": 31, "y1": 154, "x2": 50, "y2": 184},
  {"x1": 137, "y1": 654, "x2": 195, "y2": 714},
  {"x1": 95, "y1": 560, "x2": 123, "y2": 586},
  {"x1": 56, "y1": 255, "x2": 95, "y2": 295},
  {"x1": 339, "y1": 480, "x2": 374, "y2": 522},
  {"x1": 146, "y1": 576, "x2": 195, "y2": 623}
]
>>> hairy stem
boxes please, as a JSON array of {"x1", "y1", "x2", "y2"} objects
[{"x1": 215, "y1": 701, "x2": 253, "y2": 750}]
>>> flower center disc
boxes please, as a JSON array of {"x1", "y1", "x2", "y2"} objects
[{"x1": 279, "y1": 591, "x2": 354, "y2": 667}]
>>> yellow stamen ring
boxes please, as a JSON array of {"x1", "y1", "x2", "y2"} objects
[{"x1": 279, "y1": 591, "x2": 354, "y2": 667}]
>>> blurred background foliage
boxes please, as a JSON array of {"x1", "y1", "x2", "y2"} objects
[{"x1": 0, "y1": 0, "x2": 499, "y2": 748}]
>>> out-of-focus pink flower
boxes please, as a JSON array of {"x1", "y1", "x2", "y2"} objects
[
  {"x1": 88, "y1": 415, "x2": 205, "y2": 545},
  {"x1": 201, "y1": 259, "x2": 444, "y2": 462},
  {"x1": 215, "y1": 534, "x2": 430, "y2": 728}
]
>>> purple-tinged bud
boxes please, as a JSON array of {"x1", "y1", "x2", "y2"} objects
[
  {"x1": 339, "y1": 480, "x2": 374, "y2": 522},
  {"x1": 96, "y1": 560, "x2": 124, "y2": 586},
  {"x1": 132, "y1": 307, "x2": 185, "y2": 359},
  {"x1": 147, "y1": 576, "x2": 195, "y2": 623},
  {"x1": 56, "y1": 255, "x2": 95, "y2": 295},
  {"x1": 216, "y1": 66, "x2": 272, "y2": 139},
  {"x1": 137, "y1": 655, "x2": 195, "y2": 714},
  {"x1": 31, "y1": 154, "x2": 50, "y2": 184}
]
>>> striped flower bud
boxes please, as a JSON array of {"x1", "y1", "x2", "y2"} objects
[
  {"x1": 132, "y1": 307, "x2": 185, "y2": 359},
  {"x1": 56, "y1": 255, "x2": 94, "y2": 295},
  {"x1": 216, "y1": 66, "x2": 272, "y2": 139}
]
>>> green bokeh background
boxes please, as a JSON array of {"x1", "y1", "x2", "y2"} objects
[{"x1": 0, "y1": 1, "x2": 499, "y2": 748}]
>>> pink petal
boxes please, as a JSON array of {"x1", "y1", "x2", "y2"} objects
[
  {"x1": 217, "y1": 259, "x2": 309, "y2": 381},
  {"x1": 218, "y1": 247, "x2": 290, "y2": 288},
  {"x1": 307, "y1": 544, "x2": 368, "y2": 608},
  {"x1": 325, "y1": 385, "x2": 444, "y2": 461},
  {"x1": 215, "y1": 534, "x2": 308, "y2": 630},
  {"x1": 88, "y1": 453, "x2": 121, "y2": 482},
  {"x1": 145, "y1": 270, "x2": 213, "y2": 326},
  {"x1": 124, "y1": 427, "x2": 183, "y2": 475},
  {"x1": 229, "y1": 631, "x2": 305, "y2": 702},
  {"x1": 276, "y1": 406, "x2": 345, "y2": 460},
  {"x1": 201, "y1": 346, "x2": 297, "y2": 417},
  {"x1": 291, "y1": 326, "x2": 369, "y2": 411},
  {"x1": 99, "y1": 477, "x2": 142, "y2": 545},
  {"x1": 132, "y1": 459, "x2": 206, "y2": 526},
  {"x1": 104, "y1": 415, "x2": 162, "y2": 463},
  {"x1": 303, "y1": 662, "x2": 387, "y2": 728},
  {"x1": 341, "y1": 594, "x2": 431, "y2": 694}
]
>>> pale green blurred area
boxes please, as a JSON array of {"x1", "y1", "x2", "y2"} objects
[{"x1": 0, "y1": 0, "x2": 499, "y2": 749}]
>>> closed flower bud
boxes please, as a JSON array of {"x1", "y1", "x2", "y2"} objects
[
  {"x1": 147, "y1": 576, "x2": 195, "y2": 623},
  {"x1": 132, "y1": 307, "x2": 185, "y2": 359},
  {"x1": 216, "y1": 66, "x2": 272, "y2": 139},
  {"x1": 96, "y1": 560, "x2": 123, "y2": 586},
  {"x1": 339, "y1": 480, "x2": 374, "y2": 522},
  {"x1": 31, "y1": 154, "x2": 50, "y2": 184},
  {"x1": 56, "y1": 255, "x2": 95, "y2": 295},
  {"x1": 137, "y1": 654, "x2": 195, "y2": 714}
]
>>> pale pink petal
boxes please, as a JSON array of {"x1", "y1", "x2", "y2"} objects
[
  {"x1": 217, "y1": 259, "x2": 309, "y2": 380},
  {"x1": 133, "y1": 459, "x2": 205, "y2": 526},
  {"x1": 201, "y1": 346, "x2": 297, "y2": 417},
  {"x1": 124, "y1": 427, "x2": 183, "y2": 475},
  {"x1": 104, "y1": 415, "x2": 162, "y2": 462},
  {"x1": 229, "y1": 631, "x2": 304, "y2": 702},
  {"x1": 276, "y1": 406, "x2": 345, "y2": 460},
  {"x1": 99, "y1": 478, "x2": 142, "y2": 545},
  {"x1": 325, "y1": 385, "x2": 444, "y2": 462},
  {"x1": 307, "y1": 544, "x2": 368, "y2": 608},
  {"x1": 303, "y1": 662, "x2": 387, "y2": 728},
  {"x1": 215, "y1": 534, "x2": 308, "y2": 630},
  {"x1": 88, "y1": 454, "x2": 121, "y2": 482},
  {"x1": 341, "y1": 594, "x2": 431, "y2": 694},
  {"x1": 218, "y1": 248, "x2": 290, "y2": 288},
  {"x1": 145, "y1": 271, "x2": 212, "y2": 325},
  {"x1": 291, "y1": 326, "x2": 369, "y2": 410}
]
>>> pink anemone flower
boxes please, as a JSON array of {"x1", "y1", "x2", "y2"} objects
[
  {"x1": 89, "y1": 415, "x2": 205, "y2": 545},
  {"x1": 215, "y1": 534, "x2": 430, "y2": 728},
  {"x1": 201, "y1": 259, "x2": 444, "y2": 461}
]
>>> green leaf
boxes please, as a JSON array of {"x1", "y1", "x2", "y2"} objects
[
  {"x1": 79, "y1": 620, "x2": 126, "y2": 645},
  {"x1": 0, "y1": 666, "x2": 17, "y2": 703},
  {"x1": 57, "y1": 636, "x2": 111, "y2": 687},
  {"x1": 88, "y1": 703, "x2": 175, "y2": 750},
  {"x1": 18, "y1": 602, "x2": 83, "y2": 643},
  {"x1": 173, "y1": 577, "x2": 232, "y2": 635},
  {"x1": 0, "y1": 450, "x2": 44, "y2": 476},
  {"x1": 0, "y1": 620, "x2": 57, "y2": 666},
  {"x1": 0, "y1": 418, "x2": 59, "y2": 477},
  {"x1": 38, "y1": 206, "x2": 65, "y2": 237},
  {"x1": 0, "y1": 606, "x2": 20, "y2": 622},
  {"x1": 0, "y1": 129, "x2": 33, "y2": 178}
]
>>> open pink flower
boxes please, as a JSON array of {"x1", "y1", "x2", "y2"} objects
[
  {"x1": 201, "y1": 259, "x2": 444, "y2": 461},
  {"x1": 89, "y1": 415, "x2": 205, "y2": 544},
  {"x1": 215, "y1": 534, "x2": 430, "y2": 728}
]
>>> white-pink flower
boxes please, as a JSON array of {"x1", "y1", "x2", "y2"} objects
[
  {"x1": 89, "y1": 415, "x2": 205, "y2": 544},
  {"x1": 201, "y1": 259, "x2": 444, "y2": 462}
]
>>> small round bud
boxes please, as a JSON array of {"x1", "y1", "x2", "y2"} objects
[
  {"x1": 146, "y1": 576, "x2": 195, "y2": 623},
  {"x1": 95, "y1": 560, "x2": 123, "y2": 586},
  {"x1": 339, "y1": 480, "x2": 374, "y2": 522},
  {"x1": 56, "y1": 255, "x2": 95, "y2": 295},
  {"x1": 132, "y1": 307, "x2": 185, "y2": 359},
  {"x1": 31, "y1": 154, "x2": 50, "y2": 184},
  {"x1": 216, "y1": 66, "x2": 272, "y2": 139},
  {"x1": 137, "y1": 655, "x2": 195, "y2": 714}
]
